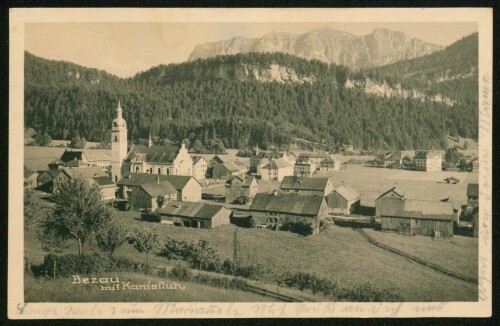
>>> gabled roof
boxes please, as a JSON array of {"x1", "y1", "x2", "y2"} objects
[
  {"x1": 467, "y1": 183, "x2": 479, "y2": 197},
  {"x1": 211, "y1": 155, "x2": 238, "y2": 164},
  {"x1": 117, "y1": 173, "x2": 195, "y2": 190},
  {"x1": 263, "y1": 158, "x2": 292, "y2": 170},
  {"x1": 279, "y1": 176, "x2": 331, "y2": 192},
  {"x1": 60, "y1": 150, "x2": 84, "y2": 162},
  {"x1": 39, "y1": 169, "x2": 64, "y2": 178},
  {"x1": 157, "y1": 201, "x2": 226, "y2": 219},
  {"x1": 192, "y1": 156, "x2": 207, "y2": 165},
  {"x1": 125, "y1": 145, "x2": 180, "y2": 163},
  {"x1": 249, "y1": 193, "x2": 324, "y2": 216},
  {"x1": 84, "y1": 151, "x2": 110, "y2": 162},
  {"x1": 63, "y1": 166, "x2": 108, "y2": 180},
  {"x1": 138, "y1": 181, "x2": 177, "y2": 197},
  {"x1": 375, "y1": 186, "x2": 404, "y2": 201},
  {"x1": 220, "y1": 161, "x2": 247, "y2": 173},
  {"x1": 332, "y1": 184, "x2": 360, "y2": 202},
  {"x1": 92, "y1": 176, "x2": 114, "y2": 187},
  {"x1": 59, "y1": 150, "x2": 110, "y2": 163},
  {"x1": 402, "y1": 200, "x2": 454, "y2": 220}
]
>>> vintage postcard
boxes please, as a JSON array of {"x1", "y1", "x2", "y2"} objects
[{"x1": 9, "y1": 8, "x2": 492, "y2": 318}]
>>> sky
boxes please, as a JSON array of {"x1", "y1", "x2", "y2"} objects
[{"x1": 25, "y1": 22, "x2": 478, "y2": 78}]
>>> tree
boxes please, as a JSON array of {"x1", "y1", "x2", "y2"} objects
[
  {"x1": 181, "y1": 138, "x2": 191, "y2": 149},
  {"x1": 43, "y1": 177, "x2": 112, "y2": 255},
  {"x1": 94, "y1": 215, "x2": 128, "y2": 256},
  {"x1": 127, "y1": 227, "x2": 164, "y2": 267},
  {"x1": 70, "y1": 136, "x2": 86, "y2": 149},
  {"x1": 192, "y1": 140, "x2": 203, "y2": 153},
  {"x1": 34, "y1": 132, "x2": 52, "y2": 146}
]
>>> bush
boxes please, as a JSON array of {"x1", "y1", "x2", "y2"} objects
[
  {"x1": 221, "y1": 259, "x2": 234, "y2": 275},
  {"x1": 170, "y1": 264, "x2": 192, "y2": 281},
  {"x1": 234, "y1": 264, "x2": 265, "y2": 280},
  {"x1": 281, "y1": 220, "x2": 315, "y2": 236},
  {"x1": 32, "y1": 253, "x2": 137, "y2": 278},
  {"x1": 338, "y1": 282, "x2": 403, "y2": 302}
]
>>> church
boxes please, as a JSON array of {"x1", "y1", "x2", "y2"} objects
[{"x1": 111, "y1": 101, "x2": 193, "y2": 183}]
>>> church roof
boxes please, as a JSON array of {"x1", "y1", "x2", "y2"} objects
[{"x1": 125, "y1": 145, "x2": 180, "y2": 163}]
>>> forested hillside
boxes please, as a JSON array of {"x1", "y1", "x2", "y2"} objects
[{"x1": 24, "y1": 38, "x2": 478, "y2": 151}]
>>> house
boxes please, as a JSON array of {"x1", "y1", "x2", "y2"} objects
[
  {"x1": 129, "y1": 179, "x2": 178, "y2": 211},
  {"x1": 319, "y1": 156, "x2": 341, "y2": 172},
  {"x1": 37, "y1": 170, "x2": 69, "y2": 193},
  {"x1": 250, "y1": 149, "x2": 296, "y2": 174},
  {"x1": 192, "y1": 156, "x2": 208, "y2": 181},
  {"x1": 326, "y1": 184, "x2": 361, "y2": 215},
  {"x1": 117, "y1": 172, "x2": 201, "y2": 202},
  {"x1": 57, "y1": 149, "x2": 111, "y2": 171},
  {"x1": 248, "y1": 193, "x2": 328, "y2": 235},
  {"x1": 294, "y1": 162, "x2": 316, "y2": 177},
  {"x1": 279, "y1": 176, "x2": 334, "y2": 197},
  {"x1": 123, "y1": 143, "x2": 193, "y2": 177},
  {"x1": 62, "y1": 166, "x2": 114, "y2": 200},
  {"x1": 212, "y1": 160, "x2": 248, "y2": 180},
  {"x1": 260, "y1": 158, "x2": 294, "y2": 181},
  {"x1": 157, "y1": 201, "x2": 231, "y2": 229},
  {"x1": 225, "y1": 175, "x2": 258, "y2": 204},
  {"x1": 467, "y1": 183, "x2": 479, "y2": 208},
  {"x1": 414, "y1": 150, "x2": 443, "y2": 172},
  {"x1": 375, "y1": 186, "x2": 454, "y2": 238}
]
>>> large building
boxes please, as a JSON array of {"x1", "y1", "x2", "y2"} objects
[
  {"x1": 250, "y1": 148, "x2": 296, "y2": 174},
  {"x1": 260, "y1": 158, "x2": 294, "y2": 181},
  {"x1": 192, "y1": 156, "x2": 208, "y2": 181},
  {"x1": 110, "y1": 102, "x2": 193, "y2": 183},
  {"x1": 414, "y1": 150, "x2": 443, "y2": 172},
  {"x1": 248, "y1": 193, "x2": 328, "y2": 235},
  {"x1": 279, "y1": 176, "x2": 334, "y2": 197},
  {"x1": 375, "y1": 186, "x2": 454, "y2": 238}
]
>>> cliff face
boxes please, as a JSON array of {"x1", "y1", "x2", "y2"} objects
[{"x1": 189, "y1": 28, "x2": 443, "y2": 69}]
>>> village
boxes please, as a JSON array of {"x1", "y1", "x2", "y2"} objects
[{"x1": 26, "y1": 102, "x2": 480, "y2": 239}]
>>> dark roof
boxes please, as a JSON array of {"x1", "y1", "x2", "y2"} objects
[
  {"x1": 117, "y1": 173, "x2": 194, "y2": 190},
  {"x1": 125, "y1": 145, "x2": 180, "y2": 163},
  {"x1": 467, "y1": 183, "x2": 479, "y2": 197},
  {"x1": 249, "y1": 193, "x2": 324, "y2": 216},
  {"x1": 39, "y1": 170, "x2": 64, "y2": 178},
  {"x1": 157, "y1": 201, "x2": 226, "y2": 219},
  {"x1": 138, "y1": 181, "x2": 177, "y2": 197},
  {"x1": 65, "y1": 160, "x2": 88, "y2": 168},
  {"x1": 60, "y1": 150, "x2": 84, "y2": 162},
  {"x1": 375, "y1": 186, "x2": 404, "y2": 201},
  {"x1": 92, "y1": 176, "x2": 114, "y2": 187},
  {"x1": 279, "y1": 176, "x2": 330, "y2": 192}
]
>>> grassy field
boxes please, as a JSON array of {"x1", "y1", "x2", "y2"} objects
[
  {"x1": 24, "y1": 272, "x2": 277, "y2": 302},
  {"x1": 364, "y1": 230, "x2": 478, "y2": 279}
]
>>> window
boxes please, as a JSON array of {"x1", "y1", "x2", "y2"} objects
[
  {"x1": 114, "y1": 175, "x2": 118, "y2": 182},
  {"x1": 135, "y1": 167, "x2": 140, "y2": 173},
  {"x1": 114, "y1": 135, "x2": 118, "y2": 142},
  {"x1": 158, "y1": 168, "x2": 161, "y2": 174},
  {"x1": 166, "y1": 168, "x2": 170, "y2": 175}
]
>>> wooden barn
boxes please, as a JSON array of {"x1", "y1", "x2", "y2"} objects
[
  {"x1": 326, "y1": 184, "x2": 361, "y2": 215},
  {"x1": 248, "y1": 193, "x2": 328, "y2": 234},
  {"x1": 211, "y1": 161, "x2": 248, "y2": 180},
  {"x1": 157, "y1": 201, "x2": 231, "y2": 229},
  {"x1": 377, "y1": 199, "x2": 454, "y2": 238}
]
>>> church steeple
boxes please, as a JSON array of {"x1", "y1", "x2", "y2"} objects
[
  {"x1": 111, "y1": 100, "x2": 128, "y2": 183},
  {"x1": 116, "y1": 100, "x2": 123, "y2": 119}
]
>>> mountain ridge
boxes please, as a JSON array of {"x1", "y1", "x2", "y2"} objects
[{"x1": 188, "y1": 28, "x2": 443, "y2": 69}]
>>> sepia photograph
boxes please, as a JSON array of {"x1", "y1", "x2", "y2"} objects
[{"x1": 9, "y1": 8, "x2": 492, "y2": 318}]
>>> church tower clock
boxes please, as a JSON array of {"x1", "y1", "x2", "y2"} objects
[{"x1": 111, "y1": 101, "x2": 128, "y2": 183}]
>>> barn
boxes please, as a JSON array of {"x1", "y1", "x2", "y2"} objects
[
  {"x1": 248, "y1": 192, "x2": 328, "y2": 235},
  {"x1": 225, "y1": 175, "x2": 258, "y2": 204},
  {"x1": 279, "y1": 176, "x2": 334, "y2": 197},
  {"x1": 157, "y1": 201, "x2": 231, "y2": 229},
  {"x1": 326, "y1": 184, "x2": 361, "y2": 215},
  {"x1": 379, "y1": 199, "x2": 454, "y2": 238}
]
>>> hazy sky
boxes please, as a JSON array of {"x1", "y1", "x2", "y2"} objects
[{"x1": 25, "y1": 22, "x2": 478, "y2": 78}]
